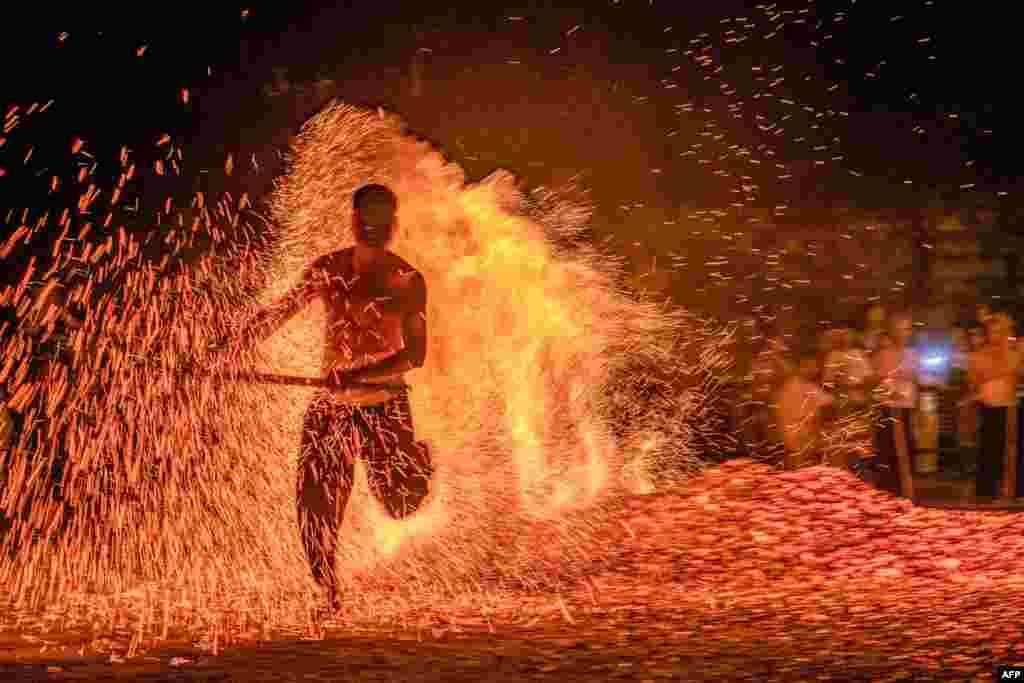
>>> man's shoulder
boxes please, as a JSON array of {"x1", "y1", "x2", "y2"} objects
[
  {"x1": 386, "y1": 253, "x2": 426, "y2": 288},
  {"x1": 384, "y1": 251, "x2": 418, "y2": 274},
  {"x1": 309, "y1": 248, "x2": 352, "y2": 273}
]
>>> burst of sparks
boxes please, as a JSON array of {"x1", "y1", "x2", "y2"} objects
[
  {"x1": 0, "y1": 0, "x2": 1014, "y2": 665},
  {"x1": 0, "y1": 100, "x2": 730, "y2": 643}
]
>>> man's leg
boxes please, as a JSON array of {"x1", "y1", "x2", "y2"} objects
[
  {"x1": 975, "y1": 405, "x2": 1006, "y2": 499},
  {"x1": 1018, "y1": 403, "x2": 1024, "y2": 497},
  {"x1": 896, "y1": 407, "x2": 916, "y2": 496},
  {"x1": 296, "y1": 395, "x2": 355, "y2": 609},
  {"x1": 873, "y1": 407, "x2": 899, "y2": 493},
  {"x1": 360, "y1": 394, "x2": 433, "y2": 520}
]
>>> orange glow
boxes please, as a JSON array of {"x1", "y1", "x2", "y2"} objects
[{"x1": 0, "y1": 104, "x2": 726, "y2": 642}]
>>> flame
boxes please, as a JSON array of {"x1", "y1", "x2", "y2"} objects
[{"x1": 0, "y1": 103, "x2": 729, "y2": 623}]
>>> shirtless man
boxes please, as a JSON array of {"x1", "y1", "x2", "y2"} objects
[
  {"x1": 218, "y1": 184, "x2": 433, "y2": 611},
  {"x1": 743, "y1": 321, "x2": 791, "y2": 455},
  {"x1": 966, "y1": 312, "x2": 1021, "y2": 499},
  {"x1": 776, "y1": 348, "x2": 834, "y2": 469},
  {"x1": 823, "y1": 324, "x2": 872, "y2": 408},
  {"x1": 872, "y1": 311, "x2": 919, "y2": 496}
]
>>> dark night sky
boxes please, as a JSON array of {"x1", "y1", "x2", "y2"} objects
[
  {"x1": 1, "y1": 0, "x2": 1020, "y2": 317},
  {"x1": 3, "y1": 1, "x2": 1018, "y2": 202}
]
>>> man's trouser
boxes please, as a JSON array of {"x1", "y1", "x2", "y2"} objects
[
  {"x1": 296, "y1": 389, "x2": 433, "y2": 594},
  {"x1": 873, "y1": 406, "x2": 914, "y2": 496},
  {"x1": 976, "y1": 404, "x2": 1019, "y2": 498}
]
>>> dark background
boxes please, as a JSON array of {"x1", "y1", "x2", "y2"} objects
[{"x1": 1, "y1": 1, "x2": 1020, "y2": 322}]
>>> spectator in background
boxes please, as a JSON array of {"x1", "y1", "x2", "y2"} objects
[
  {"x1": 950, "y1": 328, "x2": 969, "y2": 370},
  {"x1": 967, "y1": 312, "x2": 1021, "y2": 500},
  {"x1": 817, "y1": 327, "x2": 834, "y2": 362},
  {"x1": 969, "y1": 326, "x2": 986, "y2": 353},
  {"x1": 742, "y1": 320, "x2": 791, "y2": 458},
  {"x1": 877, "y1": 333, "x2": 894, "y2": 354},
  {"x1": 839, "y1": 325, "x2": 878, "y2": 478},
  {"x1": 751, "y1": 320, "x2": 792, "y2": 396},
  {"x1": 977, "y1": 303, "x2": 993, "y2": 327},
  {"x1": 863, "y1": 305, "x2": 886, "y2": 354},
  {"x1": 949, "y1": 327, "x2": 976, "y2": 476},
  {"x1": 872, "y1": 310, "x2": 919, "y2": 496},
  {"x1": 776, "y1": 344, "x2": 834, "y2": 470},
  {"x1": 823, "y1": 323, "x2": 873, "y2": 409}
]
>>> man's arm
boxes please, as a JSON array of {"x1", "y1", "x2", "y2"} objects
[
  {"x1": 960, "y1": 351, "x2": 985, "y2": 405},
  {"x1": 871, "y1": 347, "x2": 893, "y2": 384},
  {"x1": 339, "y1": 272, "x2": 427, "y2": 384},
  {"x1": 209, "y1": 261, "x2": 325, "y2": 359},
  {"x1": 967, "y1": 351, "x2": 980, "y2": 388}
]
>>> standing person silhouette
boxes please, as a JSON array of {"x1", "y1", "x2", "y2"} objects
[
  {"x1": 872, "y1": 311, "x2": 919, "y2": 497},
  {"x1": 215, "y1": 184, "x2": 433, "y2": 611},
  {"x1": 966, "y1": 312, "x2": 1020, "y2": 500}
]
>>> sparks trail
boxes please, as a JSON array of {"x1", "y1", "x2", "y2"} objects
[{"x1": 0, "y1": 102, "x2": 731, "y2": 626}]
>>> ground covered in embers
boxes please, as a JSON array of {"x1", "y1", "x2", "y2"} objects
[{"x1": 3, "y1": 460, "x2": 1024, "y2": 681}]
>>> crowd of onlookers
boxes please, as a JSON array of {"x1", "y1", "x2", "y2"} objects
[
  {"x1": 733, "y1": 302, "x2": 1024, "y2": 500},
  {"x1": 4, "y1": 280, "x2": 1024, "y2": 504}
]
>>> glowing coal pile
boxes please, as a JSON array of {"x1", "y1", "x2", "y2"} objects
[
  {"x1": 3, "y1": 459, "x2": 1024, "y2": 679},
  {"x1": 0, "y1": 103, "x2": 733, "y2": 622},
  {"x1": 619, "y1": 460, "x2": 1024, "y2": 588}
]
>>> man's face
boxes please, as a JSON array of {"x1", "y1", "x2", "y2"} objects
[{"x1": 352, "y1": 209, "x2": 398, "y2": 248}]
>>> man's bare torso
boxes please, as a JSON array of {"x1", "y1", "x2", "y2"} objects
[
  {"x1": 310, "y1": 248, "x2": 420, "y2": 383},
  {"x1": 875, "y1": 345, "x2": 918, "y2": 408},
  {"x1": 970, "y1": 345, "x2": 1021, "y2": 407}
]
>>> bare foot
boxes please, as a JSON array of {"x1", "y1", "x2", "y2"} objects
[{"x1": 327, "y1": 587, "x2": 341, "y2": 614}]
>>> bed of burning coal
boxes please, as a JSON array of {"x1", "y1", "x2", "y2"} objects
[{"x1": 2, "y1": 459, "x2": 1023, "y2": 682}]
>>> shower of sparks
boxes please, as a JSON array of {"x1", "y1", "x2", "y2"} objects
[
  {"x1": 0, "y1": 1, "x2": 1018, "y2": 673},
  {"x1": 447, "y1": 0, "x2": 1002, "y2": 322},
  {"x1": 0, "y1": 101, "x2": 732, "y2": 640}
]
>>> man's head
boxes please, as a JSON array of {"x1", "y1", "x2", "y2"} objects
[{"x1": 352, "y1": 184, "x2": 398, "y2": 248}]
